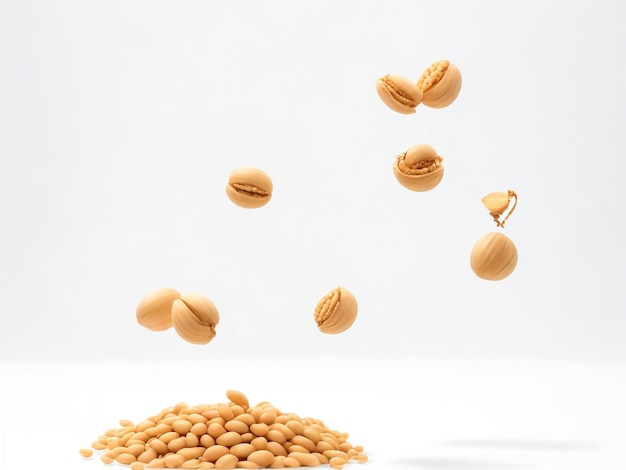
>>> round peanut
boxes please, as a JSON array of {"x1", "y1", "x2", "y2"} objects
[
  {"x1": 200, "y1": 434, "x2": 216, "y2": 448},
  {"x1": 226, "y1": 390, "x2": 250, "y2": 410},
  {"x1": 216, "y1": 431, "x2": 242, "y2": 447},
  {"x1": 236, "y1": 462, "x2": 260, "y2": 469},
  {"x1": 149, "y1": 438, "x2": 169, "y2": 455},
  {"x1": 226, "y1": 167, "x2": 273, "y2": 209},
  {"x1": 202, "y1": 445, "x2": 230, "y2": 462},
  {"x1": 215, "y1": 453, "x2": 239, "y2": 469},
  {"x1": 190, "y1": 422, "x2": 208, "y2": 436},
  {"x1": 269, "y1": 456, "x2": 286, "y2": 468},
  {"x1": 138, "y1": 449, "x2": 158, "y2": 463},
  {"x1": 285, "y1": 420, "x2": 305, "y2": 436},
  {"x1": 234, "y1": 413, "x2": 255, "y2": 426},
  {"x1": 167, "y1": 436, "x2": 187, "y2": 453},
  {"x1": 266, "y1": 441, "x2": 287, "y2": 457},
  {"x1": 291, "y1": 435, "x2": 315, "y2": 452},
  {"x1": 266, "y1": 429, "x2": 286, "y2": 445},
  {"x1": 207, "y1": 422, "x2": 226, "y2": 439},
  {"x1": 250, "y1": 436, "x2": 268, "y2": 450},
  {"x1": 116, "y1": 452, "x2": 137, "y2": 464},
  {"x1": 79, "y1": 448, "x2": 93, "y2": 458},
  {"x1": 177, "y1": 447, "x2": 205, "y2": 460},
  {"x1": 218, "y1": 403, "x2": 235, "y2": 421},
  {"x1": 230, "y1": 443, "x2": 256, "y2": 459},
  {"x1": 289, "y1": 451, "x2": 318, "y2": 466},
  {"x1": 131, "y1": 461, "x2": 146, "y2": 470},
  {"x1": 145, "y1": 457, "x2": 166, "y2": 468},
  {"x1": 181, "y1": 459, "x2": 202, "y2": 469},
  {"x1": 164, "y1": 453, "x2": 185, "y2": 468},
  {"x1": 247, "y1": 449, "x2": 275, "y2": 467},
  {"x1": 225, "y1": 419, "x2": 249, "y2": 434},
  {"x1": 172, "y1": 419, "x2": 193, "y2": 435},
  {"x1": 269, "y1": 423, "x2": 294, "y2": 440},
  {"x1": 282, "y1": 456, "x2": 300, "y2": 467},
  {"x1": 329, "y1": 456, "x2": 347, "y2": 469}
]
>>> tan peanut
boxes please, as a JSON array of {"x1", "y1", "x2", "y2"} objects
[
  {"x1": 376, "y1": 74, "x2": 423, "y2": 114},
  {"x1": 79, "y1": 448, "x2": 93, "y2": 458},
  {"x1": 247, "y1": 449, "x2": 275, "y2": 467},
  {"x1": 135, "y1": 288, "x2": 180, "y2": 331},
  {"x1": 417, "y1": 59, "x2": 462, "y2": 108},
  {"x1": 226, "y1": 167, "x2": 273, "y2": 209},
  {"x1": 314, "y1": 287, "x2": 358, "y2": 334},
  {"x1": 470, "y1": 232, "x2": 518, "y2": 281},
  {"x1": 226, "y1": 390, "x2": 250, "y2": 410},
  {"x1": 215, "y1": 453, "x2": 239, "y2": 469},
  {"x1": 88, "y1": 390, "x2": 366, "y2": 469},
  {"x1": 393, "y1": 143, "x2": 444, "y2": 192},
  {"x1": 171, "y1": 293, "x2": 220, "y2": 345}
]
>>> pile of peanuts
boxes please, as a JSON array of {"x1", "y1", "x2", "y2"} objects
[{"x1": 81, "y1": 390, "x2": 367, "y2": 469}]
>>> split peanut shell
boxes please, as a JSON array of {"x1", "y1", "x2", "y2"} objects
[
  {"x1": 226, "y1": 167, "x2": 273, "y2": 209},
  {"x1": 171, "y1": 293, "x2": 220, "y2": 344},
  {"x1": 481, "y1": 192, "x2": 511, "y2": 215},
  {"x1": 314, "y1": 287, "x2": 358, "y2": 334},
  {"x1": 470, "y1": 232, "x2": 518, "y2": 281},
  {"x1": 393, "y1": 144, "x2": 444, "y2": 192},
  {"x1": 417, "y1": 60, "x2": 462, "y2": 108},
  {"x1": 481, "y1": 190, "x2": 518, "y2": 228},
  {"x1": 136, "y1": 287, "x2": 181, "y2": 331},
  {"x1": 376, "y1": 74, "x2": 423, "y2": 114}
]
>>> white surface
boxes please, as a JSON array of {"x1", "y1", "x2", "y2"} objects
[
  {"x1": 1, "y1": 0, "x2": 625, "y2": 362},
  {"x1": 2, "y1": 357, "x2": 626, "y2": 469}
]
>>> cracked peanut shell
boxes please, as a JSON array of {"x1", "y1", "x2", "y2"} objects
[
  {"x1": 171, "y1": 293, "x2": 220, "y2": 344},
  {"x1": 314, "y1": 287, "x2": 358, "y2": 334},
  {"x1": 376, "y1": 74, "x2": 423, "y2": 114},
  {"x1": 470, "y1": 232, "x2": 518, "y2": 281},
  {"x1": 226, "y1": 167, "x2": 273, "y2": 209},
  {"x1": 417, "y1": 60, "x2": 462, "y2": 108},
  {"x1": 393, "y1": 144, "x2": 444, "y2": 192},
  {"x1": 136, "y1": 287, "x2": 181, "y2": 331}
]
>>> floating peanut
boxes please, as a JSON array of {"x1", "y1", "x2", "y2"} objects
[
  {"x1": 314, "y1": 286, "x2": 358, "y2": 334},
  {"x1": 376, "y1": 74, "x2": 423, "y2": 114},
  {"x1": 226, "y1": 167, "x2": 273, "y2": 209},
  {"x1": 135, "y1": 288, "x2": 180, "y2": 331},
  {"x1": 171, "y1": 293, "x2": 220, "y2": 345},
  {"x1": 470, "y1": 232, "x2": 518, "y2": 281},
  {"x1": 417, "y1": 59, "x2": 462, "y2": 108},
  {"x1": 393, "y1": 144, "x2": 444, "y2": 192},
  {"x1": 481, "y1": 190, "x2": 518, "y2": 228}
]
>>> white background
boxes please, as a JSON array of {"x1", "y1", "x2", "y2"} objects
[{"x1": 1, "y1": 1, "x2": 626, "y2": 469}]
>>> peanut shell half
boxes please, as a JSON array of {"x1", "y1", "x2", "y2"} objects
[
  {"x1": 376, "y1": 74, "x2": 423, "y2": 114},
  {"x1": 393, "y1": 144, "x2": 444, "y2": 192},
  {"x1": 314, "y1": 287, "x2": 358, "y2": 334},
  {"x1": 417, "y1": 60, "x2": 462, "y2": 109},
  {"x1": 136, "y1": 287, "x2": 181, "y2": 331},
  {"x1": 171, "y1": 293, "x2": 220, "y2": 344}
]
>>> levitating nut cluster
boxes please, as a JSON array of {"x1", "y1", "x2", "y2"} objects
[
  {"x1": 470, "y1": 190, "x2": 519, "y2": 281},
  {"x1": 314, "y1": 287, "x2": 358, "y2": 334},
  {"x1": 226, "y1": 167, "x2": 273, "y2": 209},
  {"x1": 376, "y1": 59, "x2": 462, "y2": 113},
  {"x1": 81, "y1": 390, "x2": 367, "y2": 470},
  {"x1": 136, "y1": 288, "x2": 220, "y2": 345},
  {"x1": 393, "y1": 144, "x2": 444, "y2": 192}
]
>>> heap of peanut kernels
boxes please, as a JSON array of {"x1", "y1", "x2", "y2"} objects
[{"x1": 82, "y1": 390, "x2": 367, "y2": 469}]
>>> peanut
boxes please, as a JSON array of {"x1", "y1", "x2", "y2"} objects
[{"x1": 86, "y1": 390, "x2": 366, "y2": 469}]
